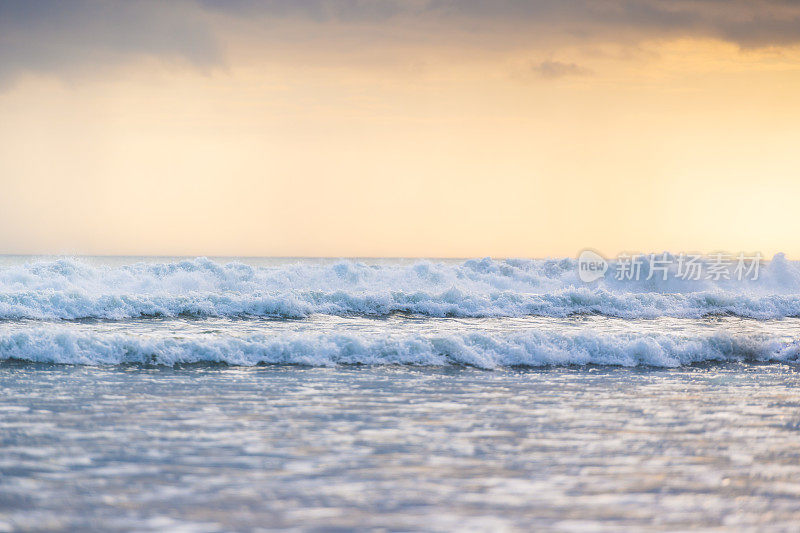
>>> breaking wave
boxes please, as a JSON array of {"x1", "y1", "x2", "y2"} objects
[
  {"x1": 1, "y1": 328, "x2": 798, "y2": 368},
  {"x1": 0, "y1": 256, "x2": 798, "y2": 320}
]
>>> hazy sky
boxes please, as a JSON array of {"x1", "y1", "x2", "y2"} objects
[{"x1": 2, "y1": 0, "x2": 800, "y2": 257}]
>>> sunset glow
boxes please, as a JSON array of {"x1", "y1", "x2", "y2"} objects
[{"x1": 2, "y1": 2, "x2": 799, "y2": 257}]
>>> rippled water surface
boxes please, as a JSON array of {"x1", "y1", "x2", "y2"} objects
[{"x1": 2, "y1": 364, "x2": 800, "y2": 531}]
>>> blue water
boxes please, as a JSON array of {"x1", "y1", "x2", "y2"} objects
[
  {"x1": 1, "y1": 256, "x2": 799, "y2": 531},
  {"x1": 3, "y1": 364, "x2": 800, "y2": 531}
]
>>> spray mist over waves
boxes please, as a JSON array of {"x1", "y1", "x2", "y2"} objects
[{"x1": 0, "y1": 255, "x2": 799, "y2": 320}]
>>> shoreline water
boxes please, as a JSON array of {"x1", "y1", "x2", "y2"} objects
[{"x1": 2, "y1": 363, "x2": 799, "y2": 531}]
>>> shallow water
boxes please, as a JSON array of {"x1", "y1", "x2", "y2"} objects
[{"x1": 2, "y1": 364, "x2": 800, "y2": 532}]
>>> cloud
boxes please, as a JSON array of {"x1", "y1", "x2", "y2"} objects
[
  {"x1": 198, "y1": 1, "x2": 800, "y2": 47},
  {"x1": 533, "y1": 60, "x2": 593, "y2": 79},
  {"x1": 0, "y1": 0, "x2": 219, "y2": 86},
  {"x1": 2, "y1": 0, "x2": 800, "y2": 86}
]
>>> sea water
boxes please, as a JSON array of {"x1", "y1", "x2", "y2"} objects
[{"x1": 1, "y1": 256, "x2": 799, "y2": 531}]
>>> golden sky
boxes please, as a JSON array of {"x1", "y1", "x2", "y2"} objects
[{"x1": 1, "y1": 1, "x2": 799, "y2": 257}]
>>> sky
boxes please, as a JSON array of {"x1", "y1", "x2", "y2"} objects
[{"x1": 1, "y1": 0, "x2": 799, "y2": 258}]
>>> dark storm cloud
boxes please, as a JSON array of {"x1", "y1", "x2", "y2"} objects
[{"x1": 2, "y1": 0, "x2": 800, "y2": 85}]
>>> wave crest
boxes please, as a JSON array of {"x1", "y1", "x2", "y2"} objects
[
  {"x1": 1, "y1": 328, "x2": 798, "y2": 368},
  {"x1": 0, "y1": 256, "x2": 798, "y2": 320}
]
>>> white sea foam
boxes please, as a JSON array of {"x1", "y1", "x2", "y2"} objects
[
  {"x1": 0, "y1": 328, "x2": 797, "y2": 368},
  {"x1": 0, "y1": 256, "x2": 798, "y2": 320}
]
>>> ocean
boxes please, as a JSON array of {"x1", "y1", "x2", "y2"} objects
[{"x1": 1, "y1": 256, "x2": 799, "y2": 531}]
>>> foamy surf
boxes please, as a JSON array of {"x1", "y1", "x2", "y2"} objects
[
  {"x1": 2, "y1": 256, "x2": 798, "y2": 369},
  {"x1": 1, "y1": 328, "x2": 798, "y2": 368},
  {"x1": 0, "y1": 256, "x2": 799, "y2": 320}
]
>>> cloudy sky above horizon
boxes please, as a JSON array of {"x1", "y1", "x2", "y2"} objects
[{"x1": 2, "y1": 0, "x2": 800, "y2": 257}]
